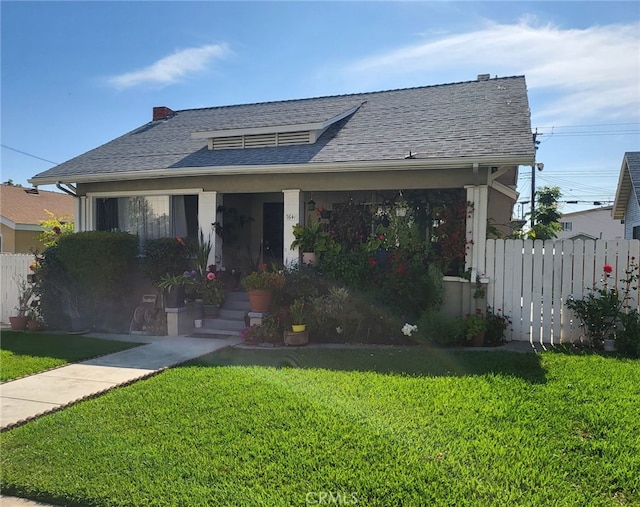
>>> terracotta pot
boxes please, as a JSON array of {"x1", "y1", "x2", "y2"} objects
[
  {"x1": 284, "y1": 330, "x2": 309, "y2": 346},
  {"x1": 247, "y1": 289, "x2": 273, "y2": 312},
  {"x1": 9, "y1": 316, "x2": 28, "y2": 331},
  {"x1": 27, "y1": 320, "x2": 42, "y2": 331},
  {"x1": 471, "y1": 330, "x2": 485, "y2": 347},
  {"x1": 302, "y1": 252, "x2": 317, "y2": 266}
]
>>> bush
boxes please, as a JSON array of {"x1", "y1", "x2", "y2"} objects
[
  {"x1": 319, "y1": 249, "x2": 373, "y2": 289},
  {"x1": 616, "y1": 310, "x2": 640, "y2": 357},
  {"x1": 142, "y1": 237, "x2": 190, "y2": 285},
  {"x1": 416, "y1": 309, "x2": 464, "y2": 346},
  {"x1": 41, "y1": 231, "x2": 139, "y2": 332}
]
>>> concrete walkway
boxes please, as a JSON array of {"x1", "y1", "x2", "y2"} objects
[{"x1": 1, "y1": 334, "x2": 242, "y2": 431}]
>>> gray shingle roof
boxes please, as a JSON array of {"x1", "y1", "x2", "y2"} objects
[
  {"x1": 31, "y1": 76, "x2": 534, "y2": 183},
  {"x1": 626, "y1": 151, "x2": 640, "y2": 192}
]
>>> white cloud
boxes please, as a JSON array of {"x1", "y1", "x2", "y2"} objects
[
  {"x1": 108, "y1": 44, "x2": 230, "y2": 89},
  {"x1": 343, "y1": 20, "x2": 640, "y2": 125}
]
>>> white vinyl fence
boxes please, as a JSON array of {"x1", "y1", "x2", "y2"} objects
[
  {"x1": 1, "y1": 254, "x2": 34, "y2": 324},
  {"x1": 485, "y1": 239, "x2": 640, "y2": 344}
]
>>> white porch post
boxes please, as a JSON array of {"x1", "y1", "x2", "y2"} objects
[
  {"x1": 199, "y1": 191, "x2": 221, "y2": 270},
  {"x1": 465, "y1": 184, "x2": 488, "y2": 279},
  {"x1": 283, "y1": 189, "x2": 302, "y2": 267}
]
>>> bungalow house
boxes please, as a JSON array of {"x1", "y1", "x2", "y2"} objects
[
  {"x1": 0, "y1": 184, "x2": 74, "y2": 253},
  {"x1": 613, "y1": 152, "x2": 640, "y2": 239},
  {"x1": 29, "y1": 75, "x2": 535, "y2": 278}
]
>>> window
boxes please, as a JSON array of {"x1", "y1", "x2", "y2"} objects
[
  {"x1": 633, "y1": 226, "x2": 640, "y2": 240},
  {"x1": 561, "y1": 222, "x2": 572, "y2": 231},
  {"x1": 96, "y1": 195, "x2": 198, "y2": 244}
]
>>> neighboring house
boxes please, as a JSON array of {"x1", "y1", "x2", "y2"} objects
[
  {"x1": 29, "y1": 75, "x2": 535, "y2": 276},
  {"x1": 613, "y1": 152, "x2": 640, "y2": 239},
  {"x1": 0, "y1": 185, "x2": 74, "y2": 253},
  {"x1": 556, "y1": 206, "x2": 624, "y2": 241}
]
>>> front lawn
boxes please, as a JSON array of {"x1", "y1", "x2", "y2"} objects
[
  {"x1": 1, "y1": 348, "x2": 639, "y2": 506},
  {"x1": 0, "y1": 331, "x2": 140, "y2": 382}
]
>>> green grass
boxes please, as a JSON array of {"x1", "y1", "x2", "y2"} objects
[
  {"x1": 1, "y1": 347, "x2": 639, "y2": 506},
  {"x1": 0, "y1": 331, "x2": 140, "y2": 381}
]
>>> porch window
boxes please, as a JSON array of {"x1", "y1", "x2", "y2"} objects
[{"x1": 96, "y1": 195, "x2": 198, "y2": 243}]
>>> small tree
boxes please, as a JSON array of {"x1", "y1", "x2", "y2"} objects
[
  {"x1": 523, "y1": 186, "x2": 563, "y2": 240},
  {"x1": 38, "y1": 209, "x2": 74, "y2": 248}
]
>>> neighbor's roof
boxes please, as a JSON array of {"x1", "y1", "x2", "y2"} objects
[
  {"x1": 0, "y1": 185, "x2": 74, "y2": 228},
  {"x1": 30, "y1": 76, "x2": 535, "y2": 185},
  {"x1": 613, "y1": 152, "x2": 640, "y2": 220}
]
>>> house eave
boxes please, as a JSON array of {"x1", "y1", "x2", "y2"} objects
[{"x1": 28, "y1": 154, "x2": 534, "y2": 186}]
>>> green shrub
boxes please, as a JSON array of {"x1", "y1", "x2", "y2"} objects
[
  {"x1": 616, "y1": 310, "x2": 640, "y2": 357},
  {"x1": 41, "y1": 231, "x2": 139, "y2": 332},
  {"x1": 416, "y1": 309, "x2": 464, "y2": 346},
  {"x1": 319, "y1": 249, "x2": 373, "y2": 289},
  {"x1": 142, "y1": 237, "x2": 190, "y2": 285}
]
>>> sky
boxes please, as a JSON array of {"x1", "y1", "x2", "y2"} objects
[{"x1": 1, "y1": 1, "x2": 639, "y2": 217}]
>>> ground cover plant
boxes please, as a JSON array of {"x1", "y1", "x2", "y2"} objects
[
  {"x1": 0, "y1": 331, "x2": 140, "y2": 382},
  {"x1": 2, "y1": 348, "x2": 638, "y2": 506}
]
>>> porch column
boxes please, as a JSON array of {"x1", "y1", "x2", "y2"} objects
[
  {"x1": 283, "y1": 189, "x2": 302, "y2": 267},
  {"x1": 465, "y1": 184, "x2": 488, "y2": 279},
  {"x1": 199, "y1": 191, "x2": 221, "y2": 270},
  {"x1": 76, "y1": 196, "x2": 91, "y2": 232}
]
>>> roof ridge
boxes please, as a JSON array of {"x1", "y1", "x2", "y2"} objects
[{"x1": 174, "y1": 75, "x2": 526, "y2": 114}]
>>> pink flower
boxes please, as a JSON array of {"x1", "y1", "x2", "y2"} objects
[
  {"x1": 603, "y1": 264, "x2": 613, "y2": 274},
  {"x1": 207, "y1": 272, "x2": 215, "y2": 281},
  {"x1": 176, "y1": 236, "x2": 185, "y2": 246}
]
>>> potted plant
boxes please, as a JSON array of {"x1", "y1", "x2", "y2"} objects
[
  {"x1": 27, "y1": 309, "x2": 43, "y2": 331},
  {"x1": 241, "y1": 269, "x2": 285, "y2": 312},
  {"x1": 463, "y1": 309, "x2": 487, "y2": 347},
  {"x1": 290, "y1": 223, "x2": 331, "y2": 266},
  {"x1": 157, "y1": 273, "x2": 194, "y2": 308},
  {"x1": 9, "y1": 278, "x2": 35, "y2": 330},
  {"x1": 289, "y1": 298, "x2": 307, "y2": 332},
  {"x1": 198, "y1": 271, "x2": 225, "y2": 317}
]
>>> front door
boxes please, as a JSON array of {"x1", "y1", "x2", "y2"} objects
[{"x1": 263, "y1": 202, "x2": 284, "y2": 266}]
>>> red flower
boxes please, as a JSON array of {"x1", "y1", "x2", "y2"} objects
[
  {"x1": 377, "y1": 234, "x2": 385, "y2": 241},
  {"x1": 52, "y1": 226, "x2": 61, "y2": 234},
  {"x1": 29, "y1": 264, "x2": 36, "y2": 271},
  {"x1": 396, "y1": 264, "x2": 407, "y2": 274},
  {"x1": 603, "y1": 264, "x2": 613, "y2": 274},
  {"x1": 176, "y1": 236, "x2": 185, "y2": 246},
  {"x1": 368, "y1": 257, "x2": 377, "y2": 267},
  {"x1": 259, "y1": 263, "x2": 268, "y2": 271}
]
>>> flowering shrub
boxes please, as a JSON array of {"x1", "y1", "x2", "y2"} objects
[
  {"x1": 485, "y1": 307, "x2": 511, "y2": 345},
  {"x1": 566, "y1": 264, "x2": 622, "y2": 347},
  {"x1": 401, "y1": 323, "x2": 418, "y2": 336}
]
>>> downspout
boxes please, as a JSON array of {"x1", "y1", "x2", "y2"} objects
[{"x1": 56, "y1": 182, "x2": 77, "y2": 197}]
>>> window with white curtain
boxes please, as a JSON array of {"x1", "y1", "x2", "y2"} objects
[{"x1": 96, "y1": 195, "x2": 196, "y2": 245}]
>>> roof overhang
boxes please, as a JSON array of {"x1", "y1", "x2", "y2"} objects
[
  {"x1": 28, "y1": 154, "x2": 534, "y2": 186},
  {"x1": 0, "y1": 216, "x2": 43, "y2": 231},
  {"x1": 613, "y1": 155, "x2": 632, "y2": 220}
]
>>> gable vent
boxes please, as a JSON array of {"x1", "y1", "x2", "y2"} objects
[
  {"x1": 211, "y1": 136, "x2": 243, "y2": 150},
  {"x1": 210, "y1": 131, "x2": 312, "y2": 150}
]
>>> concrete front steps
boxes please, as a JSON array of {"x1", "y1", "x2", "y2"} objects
[{"x1": 194, "y1": 291, "x2": 249, "y2": 337}]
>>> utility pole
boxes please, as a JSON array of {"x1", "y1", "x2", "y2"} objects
[{"x1": 531, "y1": 130, "x2": 540, "y2": 228}]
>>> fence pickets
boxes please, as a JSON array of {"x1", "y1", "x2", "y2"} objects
[
  {"x1": 1, "y1": 253, "x2": 34, "y2": 324},
  {"x1": 486, "y1": 239, "x2": 640, "y2": 344}
]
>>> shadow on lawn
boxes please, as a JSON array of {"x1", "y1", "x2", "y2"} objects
[
  {"x1": 0, "y1": 331, "x2": 138, "y2": 362},
  {"x1": 190, "y1": 346, "x2": 548, "y2": 384}
]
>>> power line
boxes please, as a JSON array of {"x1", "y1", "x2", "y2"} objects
[{"x1": 1, "y1": 144, "x2": 58, "y2": 165}]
